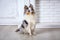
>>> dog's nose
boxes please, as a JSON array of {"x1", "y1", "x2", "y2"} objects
[{"x1": 28, "y1": 10, "x2": 30, "y2": 12}]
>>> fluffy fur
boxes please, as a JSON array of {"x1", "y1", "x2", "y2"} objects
[{"x1": 16, "y1": 4, "x2": 36, "y2": 35}]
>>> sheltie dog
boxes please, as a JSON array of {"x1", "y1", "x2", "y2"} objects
[{"x1": 16, "y1": 4, "x2": 36, "y2": 35}]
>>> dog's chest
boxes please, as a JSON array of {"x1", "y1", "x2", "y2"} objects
[{"x1": 24, "y1": 15, "x2": 35, "y2": 22}]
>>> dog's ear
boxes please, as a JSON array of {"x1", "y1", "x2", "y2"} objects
[
  {"x1": 24, "y1": 5, "x2": 28, "y2": 9},
  {"x1": 29, "y1": 4, "x2": 34, "y2": 11},
  {"x1": 29, "y1": 4, "x2": 35, "y2": 15},
  {"x1": 29, "y1": 4, "x2": 33, "y2": 9},
  {"x1": 24, "y1": 5, "x2": 28, "y2": 14}
]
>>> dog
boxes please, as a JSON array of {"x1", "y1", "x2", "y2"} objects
[{"x1": 15, "y1": 4, "x2": 36, "y2": 35}]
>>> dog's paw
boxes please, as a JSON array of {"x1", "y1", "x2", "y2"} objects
[
  {"x1": 31, "y1": 31, "x2": 36, "y2": 35},
  {"x1": 28, "y1": 33, "x2": 32, "y2": 36},
  {"x1": 15, "y1": 29, "x2": 20, "y2": 32}
]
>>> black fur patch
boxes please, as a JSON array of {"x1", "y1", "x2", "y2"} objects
[
  {"x1": 21, "y1": 20, "x2": 28, "y2": 28},
  {"x1": 21, "y1": 24, "x2": 24, "y2": 28},
  {"x1": 23, "y1": 20, "x2": 28, "y2": 25}
]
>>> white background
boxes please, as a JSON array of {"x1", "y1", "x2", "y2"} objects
[{"x1": 0, "y1": 0, "x2": 60, "y2": 26}]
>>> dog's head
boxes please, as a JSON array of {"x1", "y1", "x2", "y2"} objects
[{"x1": 24, "y1": 4, "x2": 35, "y2": 15}]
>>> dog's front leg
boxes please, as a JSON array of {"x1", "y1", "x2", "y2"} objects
[
  {"x1": 28, "y1": 23, "x2": 32, "y2": 35},
  {"x1": 28, "y1": 28, "x2": 31, "y2": 35},
  {"x1": 31, "y1": 21, "x2": 36, "y2": 35}
]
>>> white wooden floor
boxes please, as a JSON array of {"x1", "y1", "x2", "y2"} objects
[{"x1": 0, "y1": 25, "x2": 60, "y2": 40}]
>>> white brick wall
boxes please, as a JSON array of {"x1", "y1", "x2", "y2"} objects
[
  {"x1": 35, "y1": 0, "x2": 60, "y2": 23},
  {"x1": 0, "y1": 0, "x2": 60, "y2": 25}
]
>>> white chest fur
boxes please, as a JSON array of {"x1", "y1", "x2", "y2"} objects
[
  {"x1": 23, "y1": 14, "x2": 36, "y2": 35},
  {"x1": 24, "y1": 14, "x2": 35, "y2": 23}
]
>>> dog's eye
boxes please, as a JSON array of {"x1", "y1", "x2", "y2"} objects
[{"x1": 26, "y1": 7, "x2": 28, "y2": 9}]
